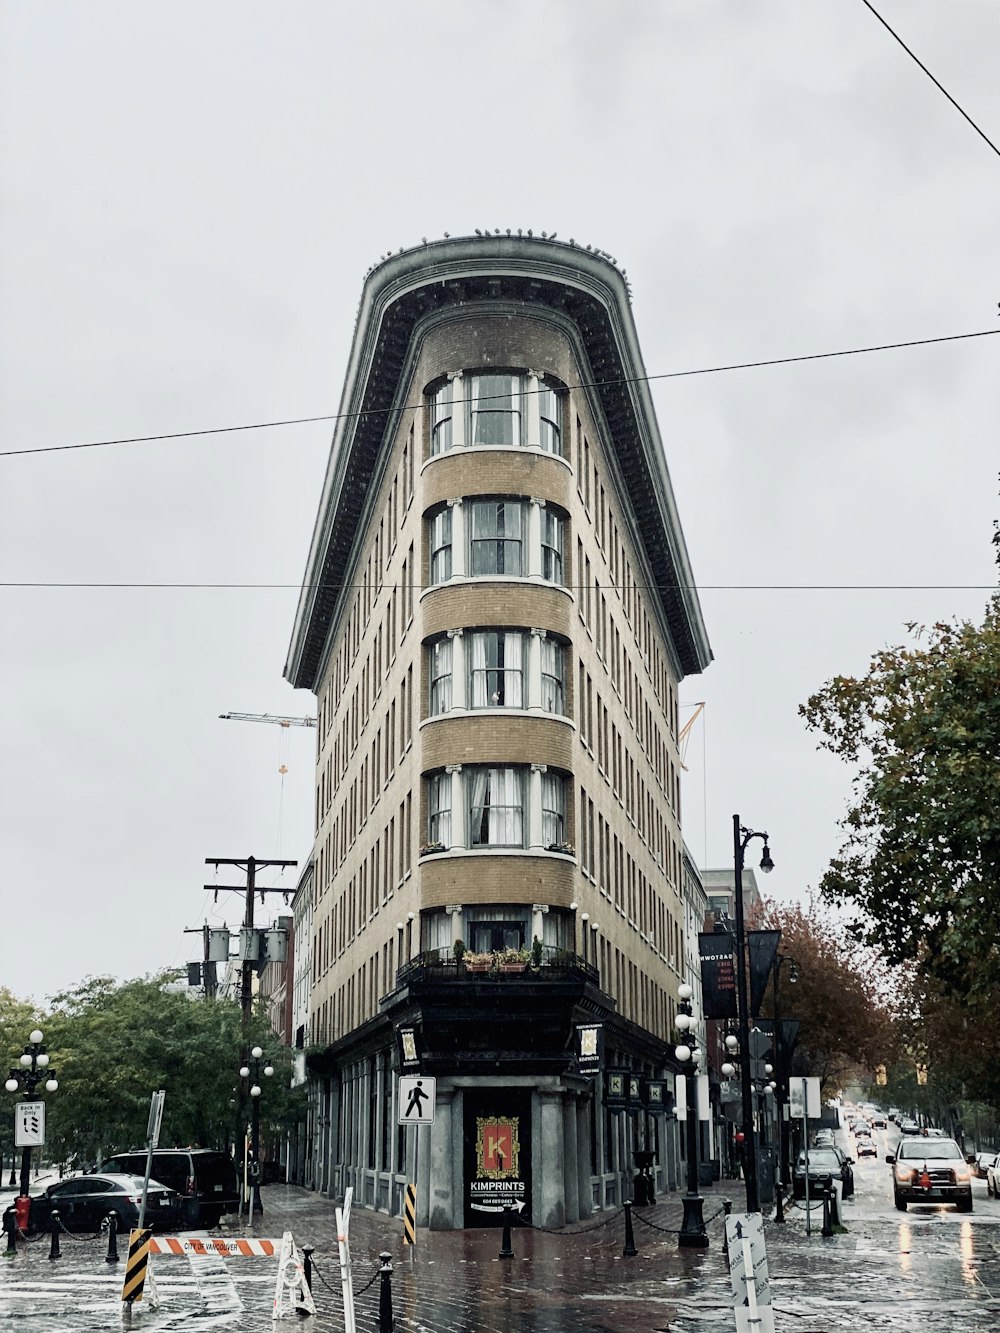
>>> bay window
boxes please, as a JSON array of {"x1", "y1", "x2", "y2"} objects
[
  {"x1": 430, "y1": 381, "x2": 454, "y2": 455},
  {"x1": 468, "y1": 766, "x2": 524, "y2": 847},
  {"x1": 541, "y1": 508, "x2": 564, "y2": 583},
  {"x1": 427, "y1": 772, "x2": 452, "y2": 847},
  {"x1": 541, "y1": 772, "x2": 566, "y2": 848},
  {"x1": 469, "y1": 373, "x2": 522, "y2": 446},
  {"x1": 540, "y1": 637, "x2": 566, "y2": 714},
  {"x1": 429, "y1": 508, "x2": 452, "y2": 583},
  {"x1": 469, "y1": 631, "x2": 524, "y2": 708},
  {"x1": 428, "y1": 638, "x2": 452, "y2": 715},
  {"x1": 469, "y1": 500, "x2": 524, "y2": 576}
]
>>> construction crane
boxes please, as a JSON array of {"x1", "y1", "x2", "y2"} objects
[
  {"x1": 219, "y1": 712, "x2": 317, "y2": 728},
  {"x1": 677, "y1": 701, "x2": 705, "y2": 770}
]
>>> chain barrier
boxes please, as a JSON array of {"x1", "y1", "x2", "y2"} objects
[
  {"x1": 14, "y1": 1226, "x2": 48, "y2": 1246},
  {"x1": 50, "y1": 1213, "x2": 109, "y2": 1243},
  {"x1": 307, "y1": 1254, "x2": 381, "y2": 1297},
  {"x1": 519, "y1": 1206, "x2": 625, "y2": 1236},
  {"x1": 631, "y1": 1200, "x2": 728, "y2": 1236}
]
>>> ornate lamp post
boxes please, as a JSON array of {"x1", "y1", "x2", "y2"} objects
[
  {"x1": 771, "y1": 951, "x2": 799, "y2": 1223},
  {"x1": 732, "y1": 815, "x2": 774, "y2": 1214},
  {"x1": 674, "y1": 983, "x2": 708, "y2": 1247},
  {"x1": 239, "y1": 1045, "x2": 273, "y2": 1218},
  {"x1": 5, "y1": 1030, "x2": 58, "y2": 1197}
]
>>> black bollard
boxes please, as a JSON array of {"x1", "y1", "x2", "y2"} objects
[
  {"x1": 829, "y1": 1183, "x2": 841, "y2": 1228},
  {"x1": 498, "y1": 1207, "x2": 514, "y2": 1259},
  {"x1": 622, "y1": 1202, "x2": 638, "y2": 1258},
  {"x1": 106, "y1": 1212, "x2": 119, "y2": 1263},
  {"x1": 377, "y1": 1251, "x2": 394, "y2": 1333},
  {"x1": 721, "y1": 1199, "x2": 732, "y2": 1264},
  {"x1": 821, "y1": 1180, "x2": 832, "y2": 1238},
  {"x1": 49, "y1": 1212, "x2": 61, "y2": 1261},
  {"x1": 3, "y1": 1208, "x2": 16, "y2": 1257},
  {"x1": 302, "y1": 1245, "x2": 314, "y2": 1298}
]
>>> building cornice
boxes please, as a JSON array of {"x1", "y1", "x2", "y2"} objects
[{"x1": 285, "y1": 236, "x2": 712, "y2": 691}]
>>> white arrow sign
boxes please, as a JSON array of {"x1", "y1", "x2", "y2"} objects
[
  {"x1": 15, "y1": 1102, "x2": 45, "y2": 1147},
  {"x1": 725, "y1": 1212, "x2": 775, "y2": 1333}
]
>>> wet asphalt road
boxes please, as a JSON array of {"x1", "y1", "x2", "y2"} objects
[{"x1": 2, "y1": 1127, "x2": 998, "y2": 1332}]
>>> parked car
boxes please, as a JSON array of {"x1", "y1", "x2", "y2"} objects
[
  {"x1": 986, "y1": 1155, "x2": 1000, "y2": 1198},
  {"x1": 793, "y1": 1147, "x2": 855, "y2": 1199},
  {"x1": 856, "y1": 1139, "x2": 878, "y2": 1159},
  {"x1": 886, "y1": 1137, "x2": 972, "y2": 1212},
  {"x1": 972, "y1": 1151, "x2": 997, "y2": 1179},
  {"x1": 27, "y1": 1173, "x2": 183, "y2": 1234},
  {"x1": 98, "y1": 1149, "x2": 239, "y2": 1228}
]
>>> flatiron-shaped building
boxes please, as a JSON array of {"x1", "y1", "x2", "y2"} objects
[{"x1": 285, "y1": 235, "x2": 711, "y2": 1228}]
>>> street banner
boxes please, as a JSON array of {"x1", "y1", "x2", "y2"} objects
[
  {"x1": 725, "y1": 1212, "x2": 775, "y2": 1333},
  {"x1": 698, "y1": 933, "x2": 737, "y2": 1018},
  {"x1": 747, "y1": 930, "x2": 781, "y2": 1017}
]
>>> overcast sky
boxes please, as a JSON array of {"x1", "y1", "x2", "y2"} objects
[{"x1": 2, "y1": 1, "x2": 997, "y2": 1005}]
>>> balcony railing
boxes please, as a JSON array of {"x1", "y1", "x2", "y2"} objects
[{"x1": 396, "y1": 945, "x2": 598, "y2": 988}]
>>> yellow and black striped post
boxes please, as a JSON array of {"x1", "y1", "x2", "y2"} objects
[
  {"x1": 402, "y1": 1184, "x2": 416, "y2": 1246},
  {"x1": 121, "y1": 1227, "x2": 152, "y2": 1304}
]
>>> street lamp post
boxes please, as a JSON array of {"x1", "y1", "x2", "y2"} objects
[
  {"x1": 239, "y1": 1046, "x2": 273, "y2": 1218},
  {"x1": 771, "y1": 951, "x2": 799, "y2": 1224},
  {"x1": 5, "y1": 1030, "x2": 58, "y2": 1197},
  {"x1": 732, "y1": 814, "x2": 774, "y2": 1215},
  {"x1": 674, "y1": 983, "x2": 709, "y2": 1248}
]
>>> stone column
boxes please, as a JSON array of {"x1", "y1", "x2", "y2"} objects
[
  {"x1": 428, "y1": 1087, "x2": 456, "y2": 1229},
  {"x1": 448, "y1": 498, "x2": 466, "y2": 578},
  {"x1": 447, "y1": 764, "x2": 464, "y2": 849},
  {"x1": 449, "y1": 371, "x2": 466, "y2": 450},
  {"x1": 577, "y1": 1094, "x2": 593, "y2": 1218},
  {"x1": 446, "y1": 904, "x2": 464, "y2": 945},
  {"x1": 531, "y1": 903, "x2": 548, "y2": 948},
  {"x1": 538, "y1": 1091, "x2": 566, "y2": 1229},
  {"x1": 528, "y1": 627, "x2": 546, "y2": 710},
  {"x1": 448, "y1": 628, "x2": 466, "y2": 709},
  {"x1": 528, "y1": 764, "x2": 546, "y2": 850},
  {"x1": 527, "y1": 498, "x2": 545, "y2": 578},
  {"x1": 563, "y1": 1094, "x2": 580, "y2": 1224},
  {"x1": 525, "y1": 371, "x2": 541, "y2": 447}
]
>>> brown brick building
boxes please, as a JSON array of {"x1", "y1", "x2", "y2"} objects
[{"x1": 285, "y1": 235, "x2": 711, "y2": 1228}]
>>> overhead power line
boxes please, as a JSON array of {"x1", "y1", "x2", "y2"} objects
[
  {"x1": 1, "y1": 581, "x2": 995, "y2": 592},
  {"x1": 2, "y1": 325, "x2": 998, "y2": 459},
  {"x1": 860, "y1": 0, "x2": 1000, "y2": 163}
]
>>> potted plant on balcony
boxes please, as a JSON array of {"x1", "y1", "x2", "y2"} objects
[
  {"x1": 452, "y1": 939, "x2": 466, "y2": 969},
  {"x1": 547, "y1": 841, "x2": 574, "y2": 855},
  {"x1": 463, "y1": 951, "x2": 492, "y2": 974},
  {"x1": 419, "y1": 841, "x2": 446, "y2": 856},
  {"x1": 497, "y1": 947, "x2": 530, "y2": 974}
]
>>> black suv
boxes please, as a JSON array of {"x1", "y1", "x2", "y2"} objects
[{"x1": 98, "y1": 1149, "x2": 239, "y2": 1228}]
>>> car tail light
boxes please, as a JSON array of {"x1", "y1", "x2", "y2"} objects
[{"x1": 185, "y1": 1176, "x2": 196, "y2": 1196}]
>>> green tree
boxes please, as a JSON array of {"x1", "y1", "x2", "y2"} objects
[
  {"x1": 40, "y1": 974, "x2": 303, "y2": 1165},
  {"x1": 751, "y1": 897, "x2": 899, "y2": 1097},
  {"x1": 800, "y1": 593, "x2": 1000, "y2": 998}
]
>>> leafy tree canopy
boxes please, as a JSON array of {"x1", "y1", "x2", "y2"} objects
[
  {"x1": 751, "y1": 897, "x2": 899, "y2": 1097},
  {"x1": 10, "y1": 973, "x2": 304, "y2": 1166},
  {"x1": 800, "y1": 592, "x2": 1000, "y2": 998}
]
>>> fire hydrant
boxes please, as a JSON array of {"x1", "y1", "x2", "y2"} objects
[{"x1": 14, "y1": 1197, "x2": 31, "y2": 1235}]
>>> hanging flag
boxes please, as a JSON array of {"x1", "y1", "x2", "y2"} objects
[
  {"x1": 698, "y1": 933, "x2": 738, "y2": 1018},
  {"x1": 747, "y1": 930, "x2": 781, "y2": 1017}
]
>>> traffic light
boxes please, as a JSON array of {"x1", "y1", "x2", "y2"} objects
[{"x1": 875, "y1": 1065, "x2": 887, "y2": 1086}]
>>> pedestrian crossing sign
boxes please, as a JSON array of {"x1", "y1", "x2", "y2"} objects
[{"x1": 398, "y1": 1075, "x2": 435, "y2": 1124}]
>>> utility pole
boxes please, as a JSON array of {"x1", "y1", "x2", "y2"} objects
[{"x1": 204, "y1": 855, "x2": 297, "y2": 1027}]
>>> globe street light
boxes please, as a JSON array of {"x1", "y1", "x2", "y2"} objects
[
  {"x1": 239, "y1": 1046, "x2": 274, "y2": 1219},
  {"x1": 675, "y1": 984, "x2": 708, "y2": 1248},
  {"x1": 6, "y1": 1030, "x2": 58, "y2": 1198},
  {"x1": 733, "y1": 814, "x2": 774, "y2": 1215}
]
